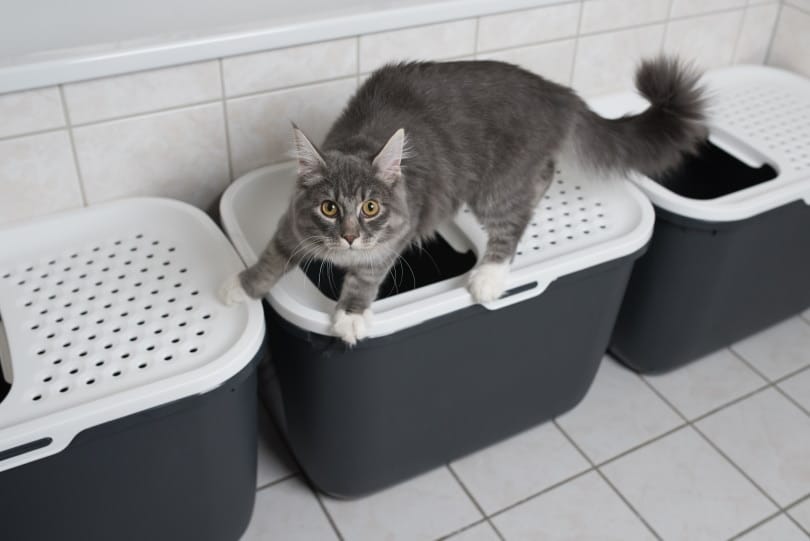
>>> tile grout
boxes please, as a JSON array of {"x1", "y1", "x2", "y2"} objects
[
  {"x1": 217, "y1": 59, "x2": 235, "y2": 183},
  {"x1": 553, "y1": 419, "x2": 664, "y2": 540},
  {"x1": 763, "y1": 0, "x2": 785, "y2": 64},
  {"x1": 313, "y1": 488, "x2": 346, "y2": 541},
  {"x1": 255, "y1": 471, "x2": 298, "y2": 492},
  {"x1": 434, "y1": 518, "x2": 495, "y2": 541},
  {"x1": 57, "y1": 85, "x2": 89, "y2": 207},
  {"x1": 786, "y1": 493, "x2": 810, "y2": 537},
  {"x1": 566, "y1": 0, "x2": 585, "y2": 86},
  {"x1": 446, "y1": 464, "x2": 506, "y2": 541},
  {"x1": 725, "y1": 509, "x2": 785, "y2": 540}
]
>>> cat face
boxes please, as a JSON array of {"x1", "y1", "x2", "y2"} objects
[{"x1": 290, "y1": 127, "x2": 409, "y2": 267}]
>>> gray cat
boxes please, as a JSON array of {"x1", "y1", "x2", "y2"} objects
[{"x1": 221, "y1": 57, "x2": 706, "y2": 344}]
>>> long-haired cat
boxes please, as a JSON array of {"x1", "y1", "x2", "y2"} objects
[{"x1": 221, "y1": 57, "x2": 706, "y2": 344}]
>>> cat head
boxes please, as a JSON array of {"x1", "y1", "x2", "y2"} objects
[{"x1": 288, "y1": 126, "x2": 410, "y2": 266}]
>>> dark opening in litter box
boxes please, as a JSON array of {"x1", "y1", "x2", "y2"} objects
[
  {"x1": 302, "y1": 235, "x2": 477, "y2": 301},
  {"x1": 653, "y1": 140, "x2": 778, "y2": 199}
]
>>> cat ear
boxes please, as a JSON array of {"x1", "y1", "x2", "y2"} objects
[
  {"x1": 372, "y1": 128, "x2": 406, "y2": 184},
  {"x1": 291, "y1": 124, "x2": 326, "y2": 185}
]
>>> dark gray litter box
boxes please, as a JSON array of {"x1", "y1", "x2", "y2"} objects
[
  {"x1": 594, "y1": 65, "x2": 810, "y2": 373},
  {"x1": 221, "y1": 161, "x2": 653, "y2": 497},
  {"x1": 0, "y1": 199, "x2": 266, "y2": 541}
]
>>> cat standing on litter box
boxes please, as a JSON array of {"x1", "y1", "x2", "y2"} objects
[{"x1": 221, "y1": 57, "x2": 706, "y2": 344}]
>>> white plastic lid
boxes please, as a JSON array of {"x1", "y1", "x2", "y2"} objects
[
  {"x1": 589, "y1": 65, "x2": 810, "y2": 222},
  {"x1": 220, "y1": 161, "x2": 654, "y2": 338},
  {"x1": 0, "y1": 198, "x2": 265, "y2": 472}
]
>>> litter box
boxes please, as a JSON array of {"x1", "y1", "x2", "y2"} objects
[
  {"x1": 221, "y1": 161, "x2": 653, "y2": 497},
  {"x1": 0, "y1": 199, "x2": 265, "y2": 541},
  {"x1": 595, "y1": 65, "x2": 810, "y2": 373}
]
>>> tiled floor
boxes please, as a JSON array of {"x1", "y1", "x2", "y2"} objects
[{"x1": 242, "y1": 314, "x2": 810, "y2": 541}]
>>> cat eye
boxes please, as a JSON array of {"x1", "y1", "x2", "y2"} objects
[
  {"x1": 320, "y1": 200, "x2": 339, "y2": 217},
  {"x1": 361, "y1": 199, "x2": 380, "y2": 217}
]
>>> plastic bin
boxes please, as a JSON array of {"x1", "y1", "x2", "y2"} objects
[
  {"x1": 597, "y1": 65, "x2": 810, "y2": 373},
  {"x1": 0, "y1": 199, "x2": 266, "y2": 541},
  {"x1": 221, "y1": 160, "x2": 653, "y2": 497}
]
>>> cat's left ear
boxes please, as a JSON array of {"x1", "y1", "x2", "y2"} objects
[
  {"x1": 292, "y1": 123, "x2": 326, "y2": 185},
  {"x1": 372, "y1": 128, "x2": 406, "y2": 184}
]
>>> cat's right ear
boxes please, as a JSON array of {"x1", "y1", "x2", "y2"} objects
[{"x1": 291, "y1": 124, "x2": 325, "y2": 185}]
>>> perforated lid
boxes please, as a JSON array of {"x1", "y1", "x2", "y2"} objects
[
  {"x1": 589, "y1": 65, "x2": 810, "y2": 222},
  {"x1": 220, "y1": 162, "x2": 653, "y2": 338},
  {"x1": 0, "y1": 198, "x2": 264, "y2": 472}
]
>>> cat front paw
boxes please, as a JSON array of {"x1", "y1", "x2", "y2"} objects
[
  {"x1": 220, "y1": 272, "x2": 250, "y2": 306},
  {"x1": 333, "y1": 309, "x2": 372, "y2": 346},
  {"x1": 467, "y1": 262, "x2": 509, "y2": 303}
]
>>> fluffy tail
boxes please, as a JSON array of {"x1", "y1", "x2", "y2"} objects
[{"x1": 569, "y1": 56, "x2": 708, "y2": 178}]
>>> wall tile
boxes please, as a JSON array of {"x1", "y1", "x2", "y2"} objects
[
  {"x1": 63, "y1": 61, "x2": 221, "y2": 124},
  {"x1": 477, "y1": 39, "x2": 576, "y2": 85},
  {"x1": 223, "y1": 38, "x2": 357, "y2": 97},
  {"x1": 734, "y1": 4, "x2": 780, "y2": 63},
  {"x1": 664, "y1": 11, "x2": 745, "y2": 70},
  {"x1": 670, "y1": 0, "x2": 747, "y2": 18},
  {"x1": 0, "y1": 131, "x2": 83, "y2": 225},
  {"x1": 785, "y1": 0, "x2": 810, "y2": 12},
  {"x1": 226, "y1": 78, "x2": 356, "y2": 177},
  {"x1": 580, "y1": 0, "x2": 670, "y2": 34},
  {"x1": 74, "y1": 103, "x2": 228, "y2": 210},
  {"x1": 0, "y1": 87, "x2": 65, "y2": 138},
  {"x1": 359, "y1": 20, "x2": 476, "y2": 73},
  {"x1": 572, "y1": 24, "x2": 665, "y2": 96},
  {"x1": 737, "y1": 515, "x2": 810, "y2": 541},
  {"x1": 768, "y1": 6, "x2": 810, "y2": 77},
  {"x1": 477, "y1": 2, "x2": 581, "y2": 52}
]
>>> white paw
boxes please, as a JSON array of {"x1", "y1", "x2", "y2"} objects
[
  {"x1": 332, "y1": 309, "x2": 372, "y2": 346},
  {"x1": 220, "y1": 273, "x2": 250, "y2": 306},
  {"x1": 467, "y1": 262, "x2": 509, "y2": 303}
]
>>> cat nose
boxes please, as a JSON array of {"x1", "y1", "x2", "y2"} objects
[{"x1": 342, "y1": 233, "x2": 357, "y2": 245}]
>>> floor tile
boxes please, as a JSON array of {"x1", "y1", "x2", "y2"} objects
[
  {"x1": 645, "y1": 349, "x2": 766, "y2": 420},
  {"x1": 241, "y1": 476, "x2": 337, "y2": 541},
  {"x1": 779, "y1": 367, "x2": 810, "y2": 413},
  {"x1": 732, "y1": 318, "x2": 810, "y2": 380},
  {"x1": 451, "y1": 422, "x2": 589, "y2": 514},
  {"x1": 737, "y1": 514, "x2": 809, "y2": 541},
  {"x1": 256, "y1": 406, "x2": 297, "y2": 488},
  {"x1": 789, "y1": 498, "x2": 810, "y2": 534},
  {"x1": 443, "y1": 522, "x2": 501, "y2": 541},
  {"x1": 492, "y1": 471, "x2": 655, "y2": 541},
  {"x1": 602, "y1": 426, "x2": 776, "y2": 541},
  {"x1": 322, "y1": 467, "x2": 481, "y2": 541},
  {"x1": 556, "y1": 358, "x2": 682, "y2": 463},
  {"x1": 697, "y1": 388, "x2": 810, "y2": 506}
]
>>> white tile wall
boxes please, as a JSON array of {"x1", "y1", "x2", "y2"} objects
[
  {"x1": 0, "y1": 0, "x2": 793, "y2": 225},
  {"x1": 476, "y1": 2, "x2": 581, "y2": 52},
  {"x1": 0, "y1": 131, "x2": 83, "y2": 225},
  {"x1": 62, "y1": 61, "x2": 221, "y2": 124},
  {"x1": 0, "y1": 86, "x2": 65, "y2": 138},
  {"x1": 768, "y1": 5, "x2": 810, "y2": 77},
  {"x1": 226, "y1": 77, "x2": 357, "y2": 177},
  {"x1": 73, "y1": 103, "x2": 229, "y2": 210},
  {"x1": 359, "y1": 20, "x2": 476, "y2": 74},
  {"x1": 222, "y1": 39, "x2": 357, "y2": 97}
]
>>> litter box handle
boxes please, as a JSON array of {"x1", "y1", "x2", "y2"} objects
[{"x1": 481, "y1": 278, "x2": 552, "y2": 311}]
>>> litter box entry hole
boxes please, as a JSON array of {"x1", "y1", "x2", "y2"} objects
[
  {"x1": 302, "y1": 235, "x2": 477, "y2": 301},
  {"x1": 0, "y1": 314, "x2": 11, "y2": 405},
  {"x1": 652, "y1": 140, "x2": 777, "y2": 199}
]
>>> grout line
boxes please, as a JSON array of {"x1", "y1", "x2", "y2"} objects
[
  {"x1": 764, "y1": 1, "x2": 785, "y2": 64},
  {"x1": 661, "y1": 0, "x2": 677, "y2": 49},
  {"x1": 553, "y1": 420, "x2": 664, "y2": 541},
  {"x1": 485, "y1": 468, "x2": 595, "y2": 521},
  {"x1": 217, "y1": 59, "x2": 235, "y2": 182},
  {"x1": 473, "y1": 15, "x2": 481, "y2": 57},
  {"x1": 68, "y1": 98, "x2": 222, "y2": 128},
  {"x1": 435, "y1": 519, "x2": 494, "y2": 541},
  {"x1": 255, "y1": 471, "x2": 298, "y2": 492},
  {"x1": 729, "y1": 4, "x2": 749, "y2": 64},
  {"x1": 0, "y1": 126, "x2": 66, "y2": 143},
  {"x1": 567, "y1": 0, "x2": 585, "y2": 86},
  {"x1": 446, "y1": 465, "x2": 506, "y2": 541},
  {"x1": 726, "y1": 509, "x2": 784, "y2": 540},
  {"x1": 786, "y1": 494, "x2": 810, "y2": 537},
  {"x1": 224, "y1": 74, "x2": 357, "y2": 101},
  {"x1": 57, "y1": 85, "x2": 88, "y2": 207},
  {"x1": 355, "y1": 35, "x2": 361, "y2": 79},
  {"x1": 312, "y1": 486, "x2": 346, "y2": 541},
  {"x1": 784, "y1": 0, "x2": 810, "y2": 16}
]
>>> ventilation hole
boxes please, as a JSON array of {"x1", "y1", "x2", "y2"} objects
[
  {"x1": 190, "y1": 290, "x2": 199, "y2": 296},
  {"x1": 144, "y1": 304, "x2": 152, "y2": 310},
  {"x1": 168, "y1": 298, "x2": 176, "y2": 304},
  {"x1": 56, "y1": 280, "x2": 64, "y2": 285},
  {"x1": 179, "y1": 268, "x2": 187, "y2": 274},
  {"x1": 95, "y1": 360, "x2": 105, "y2": 367},
  {"x1": 104, "y1": 344, "x2": 113, "y2": 350},
  {"x1": 171, "y1": 338, "x2": 180, "y2": 344},
  {"x1": 114, "y1": 240, "x2": 122, "y2": 246},
  {"x1": 71, "y1": 326, "x2": 79, "y2": 332},
  {"x1": 146, "y1": 345, "x2": 155, "y2": 352},
  {"x1": 43, "y1": 376, "x2": 52, "y2": 383},
  {"x1": 24, "y1": 301, "x2": 32, "y2": 307},
  {"x1": 154, "y1": 329, "x2": 163, "y2": 335},
  {"x1": 178, "y1": 322, "x2": 187, "y2": 327},
  {"x1": 184, "y1": 306, "x2": 192, "y2": 312},
  {"x1": 112, "y1": 327, "x2": 121, "y2": 333},
  {"x1": 202, "y1": 314, "x2": 211, "y2": 320},
  {"x1": 189, "y1": 348, "x2": 198, "y2": 354},
  {"x1": 46, "y1": 333, "x2": 55, "y2": 339},
  {"x1": 121, "y1": 353, "x2": 130, "y2": 359},
  {"x1": 88, "y1": 334, "x2": 96, "y2": 340},
  {"x1": 86, "y1": 379, "x2": 95, "y2": 385},
  {"x1": 157, "y1": 275, "x2": 165, "y2": 281},
  {"x1": 134, "y1": 282, "x2": 142, "y2": 287},
  {"x1": 164, "y1": 355, "x2": 173, "y2": 362},
  {"x1": 39, "y1": 309, "x2": 48, "y2": 315},
  {"x1": 129, "y1": 336, "x2": 138, "y2": 342},
  {"x1": 112, "y1": 371, "x2": 122, "y2": 377},
  {"x1": 48, "y1": 295, "x2": 56, "y2": 300},
  {"x1": 111, "y1": 289, "x2": 119, "y2": 294},
  {"x1": 152, "y1": 240, "x2": 159, "y2": 246},
  {"x1": 162, "y1": 261, "x2": 170, "y2": 267},
  {"x1": 196, "y1": 330, "x2": 205, "y2": 336},
  {"x1": 37, "y1": 349, "x2": 46, "y2": 356},
  {"x1": 78, "y1": 351, "x2": 87, "y2": 358},
  {"x1": 62, "y1": 342, "x2": 71, "y2": 348},
  {"x1": 174, "y1": 283, "x2": 181, "y2": 288},
  {"x1": 137, "y1": 320, "x2": 145, "y2": 326},
  {"x1": 32, "y1": 395, "x2": 42, "y2": 402},
  {"x1": 151, "y1": 290, "x2": 159, "y2": 295},
  {"x1": 120, "y1": 311, "x2": 129, "y2": 317},
  {"x1": 96, "y1": 318, "x2": 104, "y2": 324},
  {"x1": 69, "y1": 368, "x2": 79, "y2": 375},
  {"x1": 161, "y1": 313, "x2": 169, "y2": 319},
  {"x1": 59, "y1": 386, "x2": 69, "y2": 393},
  {"x1": 138, "y1": 362, "x2": 147, "y2": 369},
  {"x1": 53, "y1": 359, "x2": 62, "y2": 365},
  {"x1": 127, "y1": 296, "x2": 135, "y2": 302}
]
